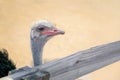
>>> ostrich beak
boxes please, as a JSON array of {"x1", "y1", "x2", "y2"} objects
[
  {"x1": 53, "y1": 29, "x2": 65, "y2": 35},
  {"x1": 41, "y1": 29, "x2": 65, "y2": 36}
]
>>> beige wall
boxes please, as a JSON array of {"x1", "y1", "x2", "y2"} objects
[{"x1": 0, "y1": 0, "x2": 120, "y2": 80}]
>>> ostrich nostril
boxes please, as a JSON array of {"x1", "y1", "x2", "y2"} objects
[{"x1": 54, "y1": 29, "x2": 58, "y2": 32}]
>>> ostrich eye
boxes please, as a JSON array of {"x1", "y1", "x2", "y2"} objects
[{"x1": 38, "y1": 27, "x2": 45, "y2": 31}]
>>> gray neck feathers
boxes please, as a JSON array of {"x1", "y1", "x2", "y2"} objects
[{"x1": 30, "y1": 36, "x2": 46, "y2": 66}]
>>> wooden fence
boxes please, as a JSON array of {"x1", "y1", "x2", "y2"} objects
[{"x1": 0, "y1": 41, "x2": 120, "y2": 80}]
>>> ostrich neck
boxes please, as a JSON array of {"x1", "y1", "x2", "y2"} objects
[{"x1": 31, "y1": 37, "x2": 46, "y2": 66}]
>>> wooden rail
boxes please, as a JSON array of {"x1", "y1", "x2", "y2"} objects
[{"x1": 1, "y1": 41, "x2": 120, "y2": 80}]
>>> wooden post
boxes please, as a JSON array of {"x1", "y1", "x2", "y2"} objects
[
  {"x1": 0, "y1": 41, "x2": 120, "y2": 80},
  {"x1": 8, "y1": 66, "x2": 50, "y2": 80}
]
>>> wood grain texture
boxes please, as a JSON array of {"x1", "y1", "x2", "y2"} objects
[{"x1": 0, "y1": 41, "x2": 120, "y2": 80}]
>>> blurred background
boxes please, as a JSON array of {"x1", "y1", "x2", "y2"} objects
[{"x1": 0, "y1": 0, "x2": 120, "y2": 80}]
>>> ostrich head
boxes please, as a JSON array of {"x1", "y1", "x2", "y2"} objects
[{"x1": 30, "y1": 20, "x2": 65, "y2": 66}]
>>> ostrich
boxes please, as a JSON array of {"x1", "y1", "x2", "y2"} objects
[
  {"x1": 0, "y1": 48, "x2": 16, "y2": 78},
  {"x1": 0, "y1": 20, "x2": 64, "y2": 78},
  {"x1": 30, "y1": 20, "x2": 65, "y2": 66}
]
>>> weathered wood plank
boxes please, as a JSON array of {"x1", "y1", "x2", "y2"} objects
[{"x1": 0, "y1": 41, "x2": 120, "y2": 80}]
